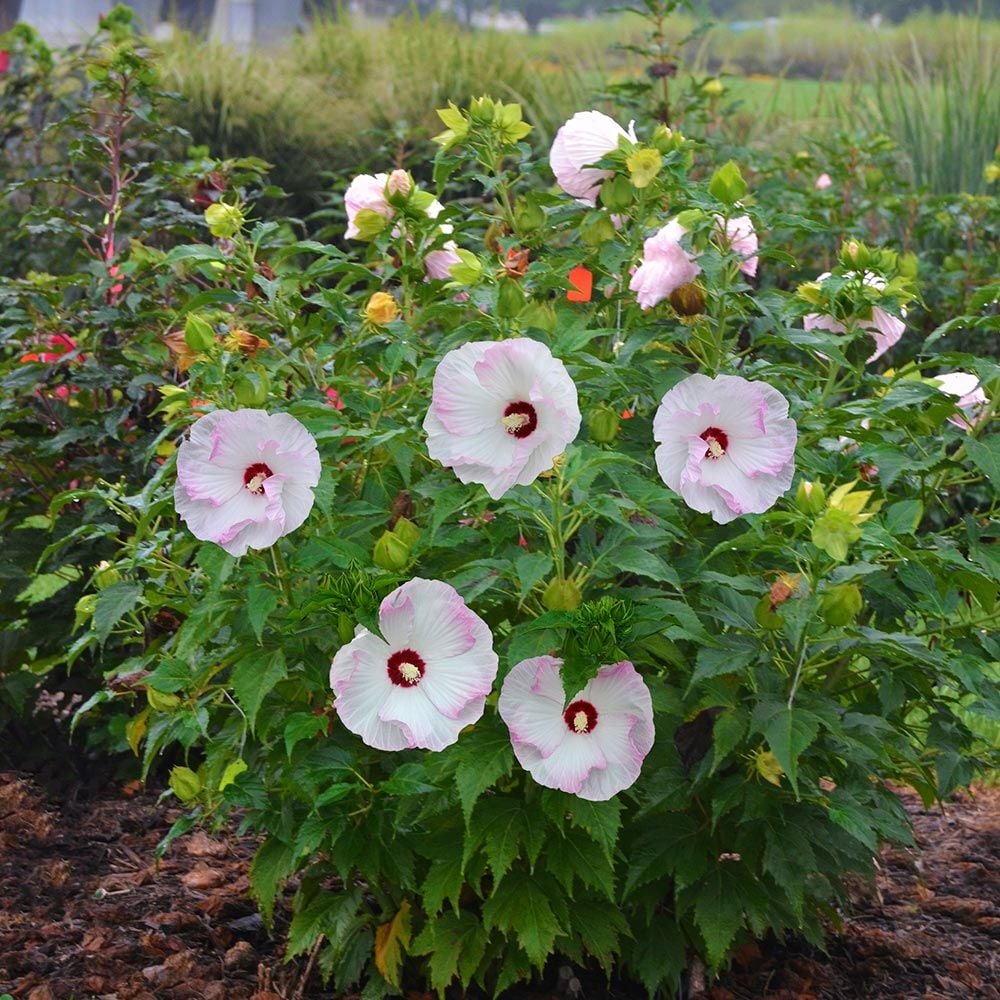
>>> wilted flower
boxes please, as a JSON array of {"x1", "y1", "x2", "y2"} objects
[
  {"x1": 653, "y1": 373, "x2": 797, "y2": 524},
  {"x1": 498, "y1": 656, "x2": 654, "y2": 801},
  {"x1": 423, "y1": 338, "x2": 581, "y2": 499},
  {"x1": 629, "y1": 219, "x2": 701, "y2": 310},
  {"x1": 550, "y1": 110, "x2": 638, "y2": 205},
  {"x1": 365, "y1": 291, "x2": 400, "y2": 325},
  {"x1": 329, "y1": 578, "x2": 498, "y2": 751},
  {"x1": 815, "y1": 173, "x2": 833, "y2": 190},
  {"x1": 716, "y1": 214, "x2": 759, "y2": 277},
  {"x1": 933, "y1": 371, "x2": 989, "y2": 430},
  {"x1": 174, "y1": 409, "x2": 320, "y2": 557},
  {"x1": 804, "y1": 272, "x2": 906, "y2": 362}
]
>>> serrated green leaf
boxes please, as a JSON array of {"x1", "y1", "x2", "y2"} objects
[
  {"x1": 453, "y1": 720, "x2": 514, "y2": 825},
  {"x1": 966, "y1": 435, "x2": 1000, "y2": 486},
  {"x1": 544, "y1": 826, "x2": 615, "y2": 899},
  {"x1": 218, "y1": 757, "x2": 248, "y2": 790},
  {"x1": 422, "y1": 853, "x2": 464, "y2": 916},
  {"x1": 287, "y1": 884, "x2": 363, "y2": 956},
  {"x1": 693, "y1": 868, "x2": 745, "y2": 968},
  {"x1": 231, "y1": 648, "x2": 287, "y2": 732},
  {"x1": 757, "y1": 705, "x2": 820, "y2": 797},
  {"x1": 250, "y1": 837, "x2": 297, "y2": 924},
  {"x1": 93, "y1": 581, "x2": 142, "y2": 643},
  {"x1": 466, "y1": 797, "x2": 545, "y2": 880},
  {"x1": 413, "y1": 911, "x2": 487, "y2": 997},
  {"x1": 482, "y1": 872, "x2": 562, "y2": 967},
  {"x1": 247, "y1": 581, "x2": 278, "y2": 642}
]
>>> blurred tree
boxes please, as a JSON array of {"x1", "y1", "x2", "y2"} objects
[{"x1": 0, "y1": 0, "x2": 22, "y2": 34}]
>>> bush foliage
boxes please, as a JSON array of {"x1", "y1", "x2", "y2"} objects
[{"x1": 2, "y1": 4, "x2": 998, "y2": 996}]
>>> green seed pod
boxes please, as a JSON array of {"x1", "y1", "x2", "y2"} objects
[
  {"x1": 588, "y1": 403, "x2": 621, "y2": 444},
  {"x1": 542, "y1": 577, "x2": 582, "y2": 612},
  {"x1": 373, "y1": 530, "x2": 410, "y2": 571},
  {"x1": 392, "y1": 516, "x2": 421, "y2": 548},
  {"x1": 820, "y1": 583, "x2": 863, "y2": 626},
  {"x1": 795, "y1": 480, "x2": 827, "y2": 515}
]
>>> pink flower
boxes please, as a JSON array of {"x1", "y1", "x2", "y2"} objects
[
  {"x1": 653, "y1": 373, "x2": 797, "y2": 524},
  {"x1": 174, "y1": 409, "x2": 320, "y2": 557},
  {"x1": 804, "y1": 272, "x2": 905, "y2": 362},
  {"x1": 815, "y1": 173, "x2": 833, "y2": 190},
  {"x1": 933, "y1": 372, "x2": 989, "y2": 430},
  {"x1": 329, "y1": 578, "x2": 498, "y2": 751},
  {"x1": 550, "y1": 110, "x2": 637, "y2": 205},
  {"x1": 344, "y1": 173, "x2": 393, "y2": 239},
  {"x1": 717, "y1": 214, "x2": 759, "y2": 277},
  {"x1": 424, "y1": 241, "x2": 462, "y2": 281},
  {"x1": 423, "y1": 338, "x2": 581, "y2": 499},
  {"x1": 498, "y1": 656, "x2": 654, "y2": 801},
  {"x1": 629, "y1": 219, "x2": 702, "y2": 310}
]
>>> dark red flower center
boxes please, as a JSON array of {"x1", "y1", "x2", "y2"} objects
[
  {"x1": 387, "y1": 648, "x2": 426, "y2": 687},
  {"x1": 700, "y1": 426, "x2": 728, "y2": 459},
  {"x1": 502, "y1": 401, "x2": 538, "y2": 439},
  {"x1": 563, "y1": 699, "x2": 599, "y2": 734},
  {"x1": 243, "y1": 462, "x2": 273, "y2": 495}
]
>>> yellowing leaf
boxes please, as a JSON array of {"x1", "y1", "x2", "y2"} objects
[
  {"x1": 125, "y1": 709, "x2": 149, "y2": 756},
  {"x1": 219, "y1": 758, "x2": 248, "y2": 790},
  {"x1": 755, "y1": 749, "x2": 784, "y2": 786},
  {"x1": 374, "y1": 899, "x2": 411, "y2": 987}
]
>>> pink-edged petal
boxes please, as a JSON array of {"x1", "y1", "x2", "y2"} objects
[
  {"x1": 803, "y1": 312, "x2": 846, "y2": 334},
  {"x1": 330, "y1": 630, "x2": 411, "y2": 751},
  {"x1": 377, "y1": 686, "x2": 465, "y2": 751},
  {"x1": 863, "y1": 306, "x2": 905, "y2": 361},
  {"x1": 550, "y1": 110, "x2": 632, "y2": 204},
  {"x1": 498, "y1": 656, "x2": 568, "y2": 759},
  {"x1": 515, "y1": 732, "x2": 608, "y2": 796}
]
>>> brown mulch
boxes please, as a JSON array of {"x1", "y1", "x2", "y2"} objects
[{"x1": 0, "y1": 773, "x2": 997, "y2": 1000}]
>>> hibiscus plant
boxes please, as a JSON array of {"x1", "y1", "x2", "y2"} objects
[{"x1": 2, "y1": 7, "x2": 998, "y2": 999}]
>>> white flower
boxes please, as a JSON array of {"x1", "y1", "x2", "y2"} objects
[{"x1": 423, "y1": 338, "x2": 581, "y2": 499}]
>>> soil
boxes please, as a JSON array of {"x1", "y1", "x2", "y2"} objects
[{"x1": 0, "y1": 772, "x2": 997, "y2": 1000}]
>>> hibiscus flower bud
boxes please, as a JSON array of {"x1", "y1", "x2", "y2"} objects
[
  {"x1": 184, "y1": 314, "x2": 216, "y2": 353},
  {"x1": 795, "y1": 480, "x2": 827, "y2": 514},
  {"x1": 496, "y1": 277, "x2": 526, "y2": 319},
  {"x1": 93, "y1": 560, "x2": 120, "y2": 588},
  {"x1": 820, "y1": 583, "x2": 863, "y2": 626},
  {"x1": 386, "y1": 169, "x2": 411, "y2": 198},
  {"x1": 588, "y1": 403, "x2": 621, "y2": 443},
  {"x1": 514, "y1": 196, "x2": 545, "y2": 233},
  {"x1": 365, "y1": 291, "x2": 399, "y2": 326},
  {"x1": 599, "y1": 174, "x2": 634, "y2": 212},
  {"x1": 232, "y1": 369, "x2": 270, "y2": 407},
  {"x1": 373, "y1": 530, "x2": 410, "y2": 571},
  {"x1": 204, "y1": 202, "x2": 244, "y2": 239},
  {"x1": 542, "y1": 577, "x2": 582, "y2": 612},
  {"x1": 702, "y1": 77, "x2": 725, "y2": 97}
]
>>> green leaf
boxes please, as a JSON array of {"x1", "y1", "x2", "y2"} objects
[
  {"x1": 884, "y1": 499, "x2": 923, "y2": 536},
  {"x1": 466, "y1": 797, "x2": 545, "y2": 880},
  {"x1": 250, "y1": 837, "x2": 297, "y2": 924},
  {"x1": 246, "y1": 582, "x2": 279, "y2": 642},
  {"x1": 602, "y1": 545, "x2": 679, "y2": 585},
  {"x1": 16, "y1": 566, "x2": 81, "y2": 605},
  {"x1": 544, "y1": 825, "x2": 616, "y2": 898},
  {"x1": 92, "y1": 581, "x2": 142, "y2": 643},
  {"x1": 231, "y1": 648, "x2": 287, "y2": 732},
  {"x1": 482, "y1": 871, "x2": 563, "y2": 967},
  {"x1": 422, "y1": 853, "x2": 464, "y2": 916},
  {"x1": 567, "y1": 899, "x2": 628, "y2": 972},
  {"x1": 966, "y1": 435, "x2": 1000, "y2": 486},
  {"x1": 453, "y1": 720, "x2": 514, "y2": 825},
  {"x1": 693, "y1": 868, "x2": 745, "y2": 968},
  {"x1": 412, "y1": 911, "x2": 487, "y2": 997},
  {"x1": 712, "y1": 708, "x2": 748, "y2": 771},
  {"x1": 219, "y1": 758, "x2": 248, "y2": 790},
  {"x1": 284, "y1": 712, "x2": 328, "y2": 757},
  {"x1": 756, "y1": 704, "x2": 820, "y2": 796},
  {"x1": 565, "y1": 797, "x2": 623, "y2": 862},
  {"x1": 287, "y1": 885, "x2": 363, "y2": 956}
]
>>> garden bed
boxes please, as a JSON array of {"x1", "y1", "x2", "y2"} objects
[{"x1": 1, "y1": 772, "x2": 996, "y2": 1000}]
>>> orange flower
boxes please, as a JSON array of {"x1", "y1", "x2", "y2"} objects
[{"x1": 566, "y1": 265, "x2": 593, "y2": 302}]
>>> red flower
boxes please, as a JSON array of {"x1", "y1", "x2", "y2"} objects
[
  {"x1": 20, "y1": 334, "x2": 82, "y2": 364},
  {"x1": 0, "y1": 52, "x2": 10, "y2": 75},
  {"x1": 324, "y1": 387, "x2": 344, "y2": 411},
  {"x1": 566, "y1": 265, "x2": 593, "y2": 303}
]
